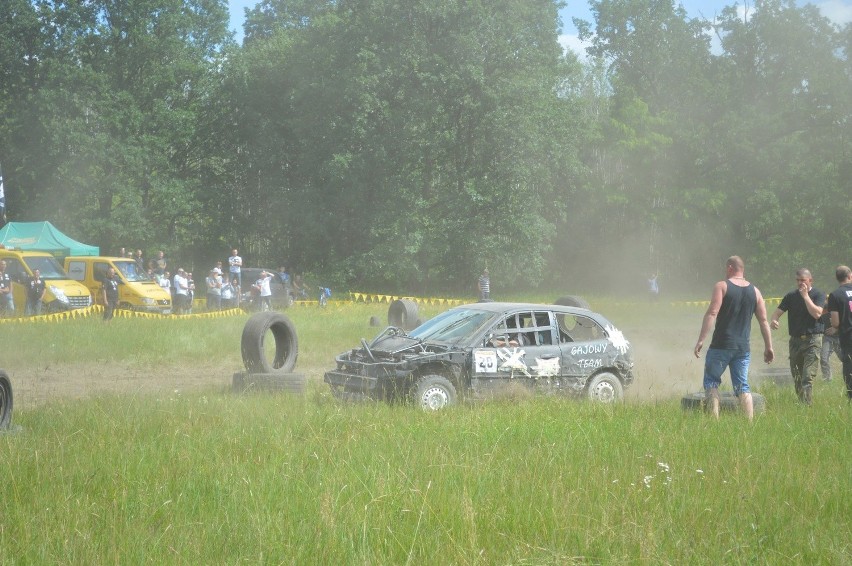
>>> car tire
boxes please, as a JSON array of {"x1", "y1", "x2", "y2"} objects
[
  {"x1": 233, "y1": 372, "x2": 306, "y2": 394},
  {"x1": 241, "y1": 311, "x2": 299, "y2": 373},
  {"x1": 412, "y1": 374, "x2": 457, "y2": 410},
  {"x1": 554, "y1": 295, "x2": 591, "y2": 309},
  {"x1": 388, "y1": 298, "x2": 419, "y2": 331},
  {"x1": 681, "y1": 391, "x2": 766, "y2": 414},
  {"x1": 0, "y1": 369, "x2": 13, "y2": 430},
  {"x1": 586, "y1": 372, "x2": 624, "y2": 403}
]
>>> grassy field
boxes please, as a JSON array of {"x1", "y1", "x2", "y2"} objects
[{"x1": 1, "y1": 299, "x2": 850, "y2": 563}]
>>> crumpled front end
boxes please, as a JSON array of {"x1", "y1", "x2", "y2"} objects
[{"x1": 323, "y1": 350, "x2": 413, "y2": 396}]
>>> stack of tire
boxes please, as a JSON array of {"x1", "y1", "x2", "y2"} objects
[
  {"x1": 234, "y1": 312, "x2": 305, "y2": 394},
  {"x1": 0, "y1": 369, "x2": 12, "y2": 430}
]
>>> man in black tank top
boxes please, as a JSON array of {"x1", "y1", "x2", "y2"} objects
[{"x1": 694, "y1": 256, "x2": 775, "y2": 420}]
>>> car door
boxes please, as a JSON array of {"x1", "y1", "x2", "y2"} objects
[
  {"x1": 556, "y1": 312, "x2": 612, "y2": 379},
  {"x1": 472, "y1": 310, "x2": 563, "y2": 382}
]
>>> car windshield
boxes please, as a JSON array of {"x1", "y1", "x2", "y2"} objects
[
  {"x1": 114, "y1": 261, "x2": 149, "y2": 282},
  {"x1": 23, "y1": 256, "x2": 68, "y2": 280},
  {"x1": 408, "y1": 308, "x2": 495, "y2": 343}
]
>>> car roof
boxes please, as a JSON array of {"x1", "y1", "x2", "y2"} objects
[{"x1": 453, "y1": 301, "x2": 606, "y2": 320}]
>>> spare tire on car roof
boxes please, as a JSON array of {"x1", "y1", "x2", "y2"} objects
[
  {"x1": 388, "y1": 298, "x2": 419, "y2": 331},
  {"x1": 554, "y1": 295, "x2": 591, "y2": 309}
]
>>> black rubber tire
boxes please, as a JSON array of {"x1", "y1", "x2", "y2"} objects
[
  {"x1": 554, "y1": 295, "x2": 591, "y2": 309},
  {"x1": 241, "y1": 311, "x2": 299, "y2": 373},
  {"x1": 586, "y1": 372, "x2": 624, "y2": 403},
  {"x1": 388, "y1": 298, "x2": 419, "y2": 331},
  {"x1": 412, "y1": 374, "x2": 457, "y2": 410},
  {"x1": 0, "y1": 370, "x2": 13, "y2": 430},
  {"x1": 681, "y1": 391, "x2": 766, "y2": 414},
  {"x1": 233, "y1": 372, "x2": 306, "y2": 393},
  {"x1": 369, "y1": 315, "x2": 381, "y2": 327}
]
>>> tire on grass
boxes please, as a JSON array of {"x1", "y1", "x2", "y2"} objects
[
  {"x1": 681, "y1": 391, "x2": 766, "y2": 414},
  {"x1": 412, "y1": 374, "x2": 457, "y2": 410},
  {"x1": 554, "y1": 295, "x2": 591, "y2": 309},
  {"x1": 388, "y1": 299, "x2": 419, "y2": 331},
  {"x1": 233, "y1": 372, "x2": 306, "y2": 394},
  {"x1": 241, "y1": 311, "x2": 299, "y2": 374},
  {"x1": 586, "y1": 372, "x2": 624, "y2": 403},
  {"x1": 0, "y1": 369, "x2": 13, "y2": 430}
]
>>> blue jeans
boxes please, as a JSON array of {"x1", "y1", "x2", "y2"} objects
[{"x1": 703, "y1": 348, "x2": 751, "y2": 396}]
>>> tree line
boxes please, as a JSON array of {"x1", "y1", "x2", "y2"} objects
[{"x1": 1, "y1": 0, "x2": 849, "y2": 296}]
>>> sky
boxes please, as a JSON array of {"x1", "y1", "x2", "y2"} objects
[{"x1": 226, "y1": 0, "x2": 852, "y2": 52}]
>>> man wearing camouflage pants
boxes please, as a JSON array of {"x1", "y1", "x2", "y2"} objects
[{"x1": 770, "y1": 268, "x2": 825, "y2": 405}]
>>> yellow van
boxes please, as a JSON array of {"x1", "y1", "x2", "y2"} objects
[
  {"x1": 64, "y1": 256, "x2": 172, "y2": 314},
  {"x1": 0, "y1": 249, "x2": 92, "y2": 312}
]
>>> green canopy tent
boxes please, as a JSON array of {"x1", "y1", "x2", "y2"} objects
[{"x1": 0, "y1": 221, "x2": 99, "y2": 259}]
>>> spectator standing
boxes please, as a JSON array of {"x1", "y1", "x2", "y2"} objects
[
  {"x1": 186, "y1": 272, "x2": 196, "y2": 314},
  {"x1": 819, "y1": 311, "x2": 841, "y2": 382},
  {"x1": 206, "y1": 268, "x2": 222, "y2": 310},
  {"x1": 155, "y1": 251, "x2": 167, "y2": 275},
  {"x1": 220, "y1": 277, "x2": 235, "y2": 309},
  {"x1": 0, "y1": 260, "x2": 14, "y2": 316},
  {"x1": 173, "y1": 268, "x2": 189, "y2": 314},
  {"x1": 478, "y1": 268, "x2": 490, "y2": 301},
  {"x1": 769, "y1": 268, "x2": 825, "y2": 405},
  {"x1": 648, "y1": 273, "x2": 660, "y2": 302},
  {"x1": 102, "y1": 266, "x2": 120, "y2": 321},
  {"x1": 134, "y1": 249, "x2": 145, "y2": 272},
  {"x1": 228, "y1": 249, "x2": 242, "y2": 288},
  {"x1": 255, "y1": 271, "x2": 274, "y2": 311},
  {"x1": 693, "y1": 256, "x2": 774, "y2": 421},
  {"x1": 826, "y1": 265, "x2": 852, "y2": 401},
  {"x1": 26, "y1": 268, "x2": 46, "y2": 316}
]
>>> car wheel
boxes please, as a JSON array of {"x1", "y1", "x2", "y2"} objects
[
  {"x1": 554, "y1": 295, "x2": 591, "y2": 309},
  {"x1": 412, "y1": 375, "x2": 457, "y2": 410},
  {"x1": 0, "y1": 369, "x2": 13, "y2": 429},
  {"x1": 388, "y1": 298, "x2": 419, "y2": 330},
  {"x1": 586, "y1": 372, "x2": 624, "y2": 403},
  {"x1": 241, "y1": 311, "x2": 299, "y2": 373},
  {"x1": 681, "y1": 391, "x2": 766, "y2": 414}
]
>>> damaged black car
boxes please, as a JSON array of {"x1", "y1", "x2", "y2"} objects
[{"x1": 324, "y1": 302, "x2": 634, "y2": 409}]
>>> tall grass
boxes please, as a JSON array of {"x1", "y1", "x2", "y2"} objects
[{"x1": 0, "y1": 301, "x2": 850, "y2": 563}]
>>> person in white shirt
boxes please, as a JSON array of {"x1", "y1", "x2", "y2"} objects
[
  {"x1": 173, "y1": 268, "x2": 189, "y2": 314},
  {"x1": 228, "y1": 249, "x2": 243, "y2": 288},
  {"x1": 255, "y1": 271, "x2": 274, "y2": 311}
]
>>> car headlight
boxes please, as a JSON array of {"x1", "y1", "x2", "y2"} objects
[{"x1": 49, "y1": 286, "x2": 69, "y2": 304}]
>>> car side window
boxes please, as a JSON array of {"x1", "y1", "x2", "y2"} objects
[
  {"x1": 559, "y1": 314, "x2": 604, "y2": 343},
  {"x1": 486, "y1": 311, "x2": 555, "y2": 347}
]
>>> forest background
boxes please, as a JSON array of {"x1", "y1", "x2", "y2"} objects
[{"x1": 1, "y1": 0, "x2": 849, "y2": 297}]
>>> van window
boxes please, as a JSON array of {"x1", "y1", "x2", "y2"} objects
[
  {"x1": 22, "y1": 256, "x2": 66, "y2": 280},
  {"x1": 3, "y1": 259, "x2": 28, "y2": 282},
  {"x1": 94, "y1": 262, "x2": 111, "y2": 282},
  {"x1": 66, "y1": 261, "x2": 86, "y2": 281},
  {"x1": 114, "y1": 261, "x2": 148, "y2": 282}
]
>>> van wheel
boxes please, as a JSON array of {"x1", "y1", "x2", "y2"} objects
[
  {"x1": 241, "y1": 311, "x2": 299, "y2": 373},
  {"x1": 0, "y1": 370, "x2": 13, "y2": 430}
]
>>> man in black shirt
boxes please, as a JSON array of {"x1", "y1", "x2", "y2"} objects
[
  {"x1": 102, "y1": 267, "x2": 120, "y2": 321},
  {"x1": 826, "y1": 265, "x2": 852, "y2": 401},
  {"x1": 26, "y1": 269, "x2": 46, "y2": 316},
  {"x1": 0, "y1": 260, "x2": 13, "y2": 316},
  {"x1": 694, "y1": 256, "x2": 774, "y2": 421},
  {"x1": 770, "y1": 268, "x2": 825, "y2": 405}
]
